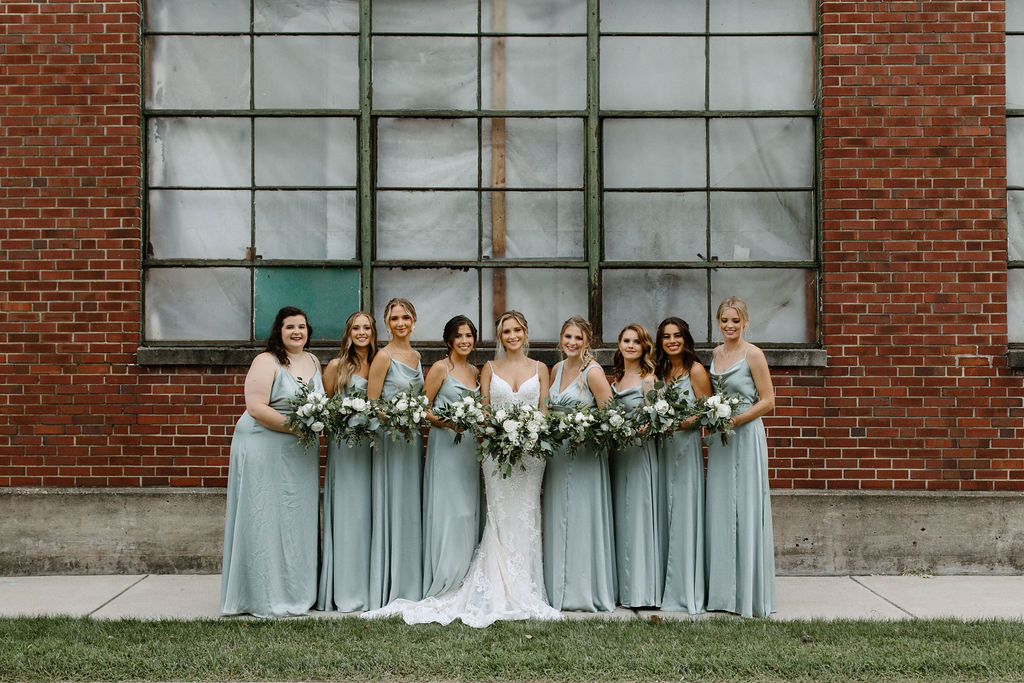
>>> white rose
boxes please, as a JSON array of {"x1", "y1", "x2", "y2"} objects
[
  {"x1": 311, "y1": 421, "x2": 325, "y2": 433},
  {"x1": 495, "y1": 409, "x2": 507, "y2": 421},
  {"x1": 396, "y1": 399, "x2": 408, "y2": 411},
  {"x1": 654, "y1": 399, "x2": 670, "y2": 415},
  {"x1": 503, "y1": 419, "x2": 520, "y2": 435},
  {"x1": 716, "y1": 403, "x2": 732, "y2": 419},
  {"x1": 351, "y1": 397, "x2": 367, "y2": 412},
  {"x1": 609, "y1": 413, "x2": 624, "y2": 427},
  {"x1": 706, "y1": 395, "x2": 721, "y2": 407}
]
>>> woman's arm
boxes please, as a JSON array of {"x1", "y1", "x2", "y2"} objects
[
  {"x1": 365, "y1": 348, "x2": 391, "y2": 400},
  {"x1": 243, "y1": 353, "x2": 292, "y2": 433},
  {"x1": 536, "y1": 361, "x2": 550, "y2": 410},
  {"x1": 732, "y1": 345, "x2": 775, "y2": 428},
  {"x1": 479, "y1": 361, "x2": 493, "y2": 406},
  {"x1": 586, "y1": 364, "x2": 613, "y2": 408},
  {"x1": 681, "y1": 362, "x2": 711, "y2": 430},
  {"x1": 423, "y1": 360, "x2": 450, "y2": 428},
  {"x1": 322, "y1": 358, "x2": 341, "y2": 397}
]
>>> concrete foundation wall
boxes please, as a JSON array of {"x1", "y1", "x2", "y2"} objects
[{"x1": 1, "y1": 488, "x2": 1021, "y2": 576}]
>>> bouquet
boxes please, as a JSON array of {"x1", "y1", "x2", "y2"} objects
[
  {"x1": 432, "y1": 393, "x2": 487, "y2": 445},
  {"x1": 327, "y1": 388, "x2": 381, "y2": 447},
  {"x1": 380, "y1": 388, "x2": 430, "y2": 443},
  {"x1": 477, "y1": 402, "x2": 554, "y2": 477},
  {"x1": 593, "y1": 399, "x2": 645, "y2": 451},
  {"x1": 638, "y1": 380, "x2": 693, "y2": 440},
  {"x1": 693, "y1": 388, "x2": 743, "y2": 446},
  {"x1": 546, "y1": 402, "x2": 599, "y2": 457},
  {"x1": 285, "y1": 378, "x2": 331, "y2": 448}
]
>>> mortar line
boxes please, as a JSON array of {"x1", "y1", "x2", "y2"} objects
[
  {"x1": 88, "y1": 575, "x2": 150, "y2": 617},
  {"x1": 850, "y1": 575, "x2": 917, "y2": 619}
]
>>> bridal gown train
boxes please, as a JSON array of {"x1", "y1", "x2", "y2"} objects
[{"x1": 361, "y1": 364, "x2": 563, "y2": 628}]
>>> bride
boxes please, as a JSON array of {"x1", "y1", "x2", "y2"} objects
[{"x1": 361, "y1": 311, "x2": 563, "y2": 627}]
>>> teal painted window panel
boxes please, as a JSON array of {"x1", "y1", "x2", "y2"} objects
[{"x1": 254, "y1": 267, "x2": 360, "y2": 341}]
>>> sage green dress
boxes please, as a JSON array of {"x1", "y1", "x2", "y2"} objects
[
  {"x1": 706, "y1": 351, "x2": 776, "y2": 617},
  {"x1": 317, "y1": 374, "x2": 372, "y2": 612},
  {"x1": 543, "y1": 362, "x2": 617, "y2": 612},
  {"x1": 221, "y1": 362, "x2": 323, "y2": 618},
  {"x1": 657, "y1": 373, "x2": 706, "y2": 613},
  {"x1": 422, "y1": 370, "x2": 482, "y2": 597},
  {"x1": 610, "y1": 382, "x2": 663, "y2": 607},
  {"x1": 369, "y1": 353, "x2": 425, "y2": 608}
]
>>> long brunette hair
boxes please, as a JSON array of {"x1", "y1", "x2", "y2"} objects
[
  {"x1": 654, "y1": 317, "x2": 699, "y2": 381},
  {"x1": 612, "y1": 323, "x2": 655, "y2": 382},
  {"x1": 264, "y1": 306, "x2": 311, "y2": 366}
]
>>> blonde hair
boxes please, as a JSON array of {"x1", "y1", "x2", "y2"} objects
[
  {"x1": 716, "y1": 296, "x2": 750, "y2": 326},
  {"x1": 559, "y1": 315, "x2": 596, "y2": 386},
  {"x1": 495, "y1": 310, "x2": 530, "y2": 357},
  {"x1": 383, "y1": 298, "x2": 417, "y2": 336},
  {"x1": 335, "y1": 311, "x2": 377, "y2": 389},
  {"x1": 612, "y1": 324, "x2": 656, "y2": 382}
]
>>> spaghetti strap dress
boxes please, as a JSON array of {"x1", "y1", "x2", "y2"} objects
[
  {"x1": 657, "y1": 373, "x2": 706, "y2": 613},
  {"x1": 543, "y1": 362, "x2": 617, "y2": 611},
  {"x1": 609, "y1": 381, "x2": 663, "y2": 607},
  {"x1": 368, "y1": 353, "x2": 425, "y2": 608},
  {"x1": 221, "y1": 362, "x2": 323, "y2": 618},
  {"x1": 706, "y1": 352, "x2": 776, "y2": 617},
  {"x1": 317, "y1": 374, "x2": 372, "y2": 612},
  {"x1": 422, "y1": 369, "x2": 482, "y2": 597}
]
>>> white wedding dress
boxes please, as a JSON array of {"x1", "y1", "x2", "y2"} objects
[{"x1": 361, "y1": 367, "x2": 562, "y2": 628}]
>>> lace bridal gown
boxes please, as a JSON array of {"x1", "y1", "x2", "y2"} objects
[{"x1": 361, "y1": 366, "x2": 563, "y2": 628}]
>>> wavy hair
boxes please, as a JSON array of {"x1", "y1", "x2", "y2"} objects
[
  {"x1": 334, "y1": 311, "x2": 377, "y2": 389},
  {"x1": 654, "y1": 317, "x2": 699, "y2": 381},
  {"x1": 612, "y1": 323, "x2": 655, "y2": 382},
  {"x1": 494, "y1": 310, "x2": 530, "y2": 358},
  {"x1": 264, "y1": 306, "x2": 311, "y2": 366},
  {"x1": 442, "y1": 315, "x2": 478, "y2": 364},
  {"x1": 559, "y1": 315, "x2": 597, "y2": 387}
]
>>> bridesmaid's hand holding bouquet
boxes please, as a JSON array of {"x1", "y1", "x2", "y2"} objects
[
  {"x1": 285, "y1": 378, "x2": 331, "y2": 448},
  {"x1": 432, "y1": 393, "x2": 487, "y2": 444},
  {"x1": 694, "y1": 388, "x2": 742, "y2": 446},
  {"x1": 327, "y1": 388, "x2": 381, "y2": 447},
  {"x1": 380, "y1": 388, "x2": 430, "y2": 443}
]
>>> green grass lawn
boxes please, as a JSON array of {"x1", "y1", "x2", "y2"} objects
[{"x1": 1, "y1": 616, "x2": 1022, "y2": 682}]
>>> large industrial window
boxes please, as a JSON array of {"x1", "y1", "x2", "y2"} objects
[
  {"x1": 1008, "y1": 5, "x2": 1024, "y2": 342},
  {"x1": 143, "y1": 0, "x2": 819, "y2": 345}
]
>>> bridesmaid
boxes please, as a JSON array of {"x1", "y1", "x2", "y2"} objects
[
  {"x1": 317, "y1": 311, "x2": 377, "y2": 612},
  {"x1": 221, "y1": 306, "x2": 322, "y2": 618},
  {"x1": 543, "y1": 315, "x2": 617, "y2": 612},
  {"x1": 706, "y1": 296, "x2": 777, "y2": 618},
  {"x1": 654, "y1": 317, "x2": 710, "y2": 614},
  {"x1": 367, "y1": 297, "x2": 425, "y2": 608},
  {"x1": 421, "y1": 315, "x2": 482, "y2": 597},
  {"x1": 609, "y1": 324, "x2": 663, "y2": 608}
]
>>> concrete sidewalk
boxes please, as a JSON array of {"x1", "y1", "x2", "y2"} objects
[{"x1": 1, "y1": 574, "x2": 1022, "y2": 621}]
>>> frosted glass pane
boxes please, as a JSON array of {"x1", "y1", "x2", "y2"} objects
[
  {"x1": 710, "y1": 0, "x2": 815, "y2": 32},
  {"x1": 482, "y1": 119, "x2": 583, "y2": 188},
  {"x1": 147, "y1": 0, "x2": 250, "y2": 32},
  {"x1": 1009, "y1": 37, "x2": 1024, "y2": 109},
  {"x1": 377, "y1": 191, "x2": 478, "y2": 260},
  {"x1": 148, "y1": 118, "x2": 251, "y2": 187},
  {"x1": 482, "y1": 192, "x2": 584, "y2": 259},
  {"x1": 1011, "y1": 2, "x2": 1024, "y2": 32},
  {"x1": 602, "y1": 269, "x2": 709, "y2": 344},
  {"x1": 1009, "y1": 192, "x2": 1024, "y2": 261},
  {"x1": 600, "y1": 37, "x2": 705, "y2": 111},
  {"x1": 482, "y1": 0, "x2": 586, "y2": 33},
  {"x1": 373, "y1": 38, "x2": 477, "y2": 110},
  {"x1": 603, "y1": 119, "x2": 706, "y2": 188},
  {"x1": 255, "y1": 36, "x2": 358, "y2": 109},
  {"x1": 147, "y1": 37, "x2": 250, "y2": 110},
  {"x1": 256, "y1": 191, "x2": 356, "y2": 260},
  {"x1": 481, "y1": 269, "x2": 588, "y2": 341},
  {"x1": 378, "y1": 118, "x2": 479, "y2": 188},
  {"x1": 711, "y1": 268, "x2": 815, "y2": 343},
  {"x1": 148, "y1": 190, "x2": 251, "y2": 259},
  {"x1": 372, "y1": 0, "x2": 477, "y2": 33},
  {"x1": 1009, "y1": 119, "x2": 1024, "y2": 186},
  {"x1": 710, "y1": 118, "x2": 813, "y2": 188},
  {"x1": 710, "y1": 37, "x2": 815, "y2": 110},
  {"x1": 145, "y1": 268, "x2": 250, "y2": 341},
  {"x1": 1010, "y1": 270, "x2": 1024, "y2": 341},
  {"x1": 254, "y1": 0, "x2": 360, "y2": 32},
  {"x1": 711, "y1": 191, "x2": 814, "y2": 261},
  {"x1": 482, "y1": 38, "x2": 586, "y2": 110},
  {"x1": 599, "y1": 0, "x2": 705, "y2": 33},
  {"x1": 374, "y1": 269, "x2": 481, "y2": 342},
  {"x1": 604, "y1": 193, "x2": 706, "y2": 261},
  {"x1": 255, "y1": 118, "x2": 357, "y2": 187}
]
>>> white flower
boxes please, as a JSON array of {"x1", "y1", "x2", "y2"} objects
[
  {"x1": 609, "y1": 413, "x2": 624, "y2": 427},
  {"x1": 716, "y1": 403, "x2": 732, "y2": 419},
  {"x1": 502, "y1": 419, "x2": 520, "y2": 435},
  {"x1": 396, "y1": 399, "x2": 408, "y2": 411},
  {"x1": 706, "y1": 395, "x2": 721, "y2": 407},
  {"x1": 310, "y1": 421, "x2": 325, "y2": 433},
  {"x1": 351, "y1": 397, "x2": 367, "y2": 412},
  {"x1": 654, "y1": 399, "x2": 670, "y2": 415},
  {"x1": 494, "y1": 409, "x2": 508, "y2": 421}
]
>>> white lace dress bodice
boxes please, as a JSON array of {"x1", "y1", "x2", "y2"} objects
[{"x1": 361, "y1": 364, "x2": 562, "y2": 627}]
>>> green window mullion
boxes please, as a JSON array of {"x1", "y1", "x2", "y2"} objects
[
  {"x1": 248, "y1": 2, "x2": 257, "y2": 341},
  {"x1": 358, "y1": 0, "x2": 374, "y2": 312},
  {"x1": 586, "y1": 0, "x2": 602, "y2": 340}
]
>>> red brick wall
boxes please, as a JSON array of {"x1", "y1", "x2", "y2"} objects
[{"x1": 0, "y1": 2, "x2": 1021, "y2": 490}]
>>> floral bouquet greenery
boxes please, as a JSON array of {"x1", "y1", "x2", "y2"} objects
[
  {"x1": 546, "y1": 402, "x2": 600, "y2": 457},
  {"x1": 432, "y1": 392, "x2": 487, "y2": 445},
  {"x1": 477, "y1": 402, "x2": 554, "y2": 477},
  {"x1": 285, "y1": 379, "x2": 331, "y2": 448},
  {"x1": 638, "y1": 379, "x2": 693, "y2": 441},
  {"x1": 326, "y1": 388, "x2": 381, "y2": 447},
  {"x1": 694, "y1": 387, "x2": 743, "y2": 446},
  {"x1": 379, "y1": 388, "x2": 430, "y2": 443},
  {"x1": 593, "y1": 399, "x2": 645, "y2": 451}
]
